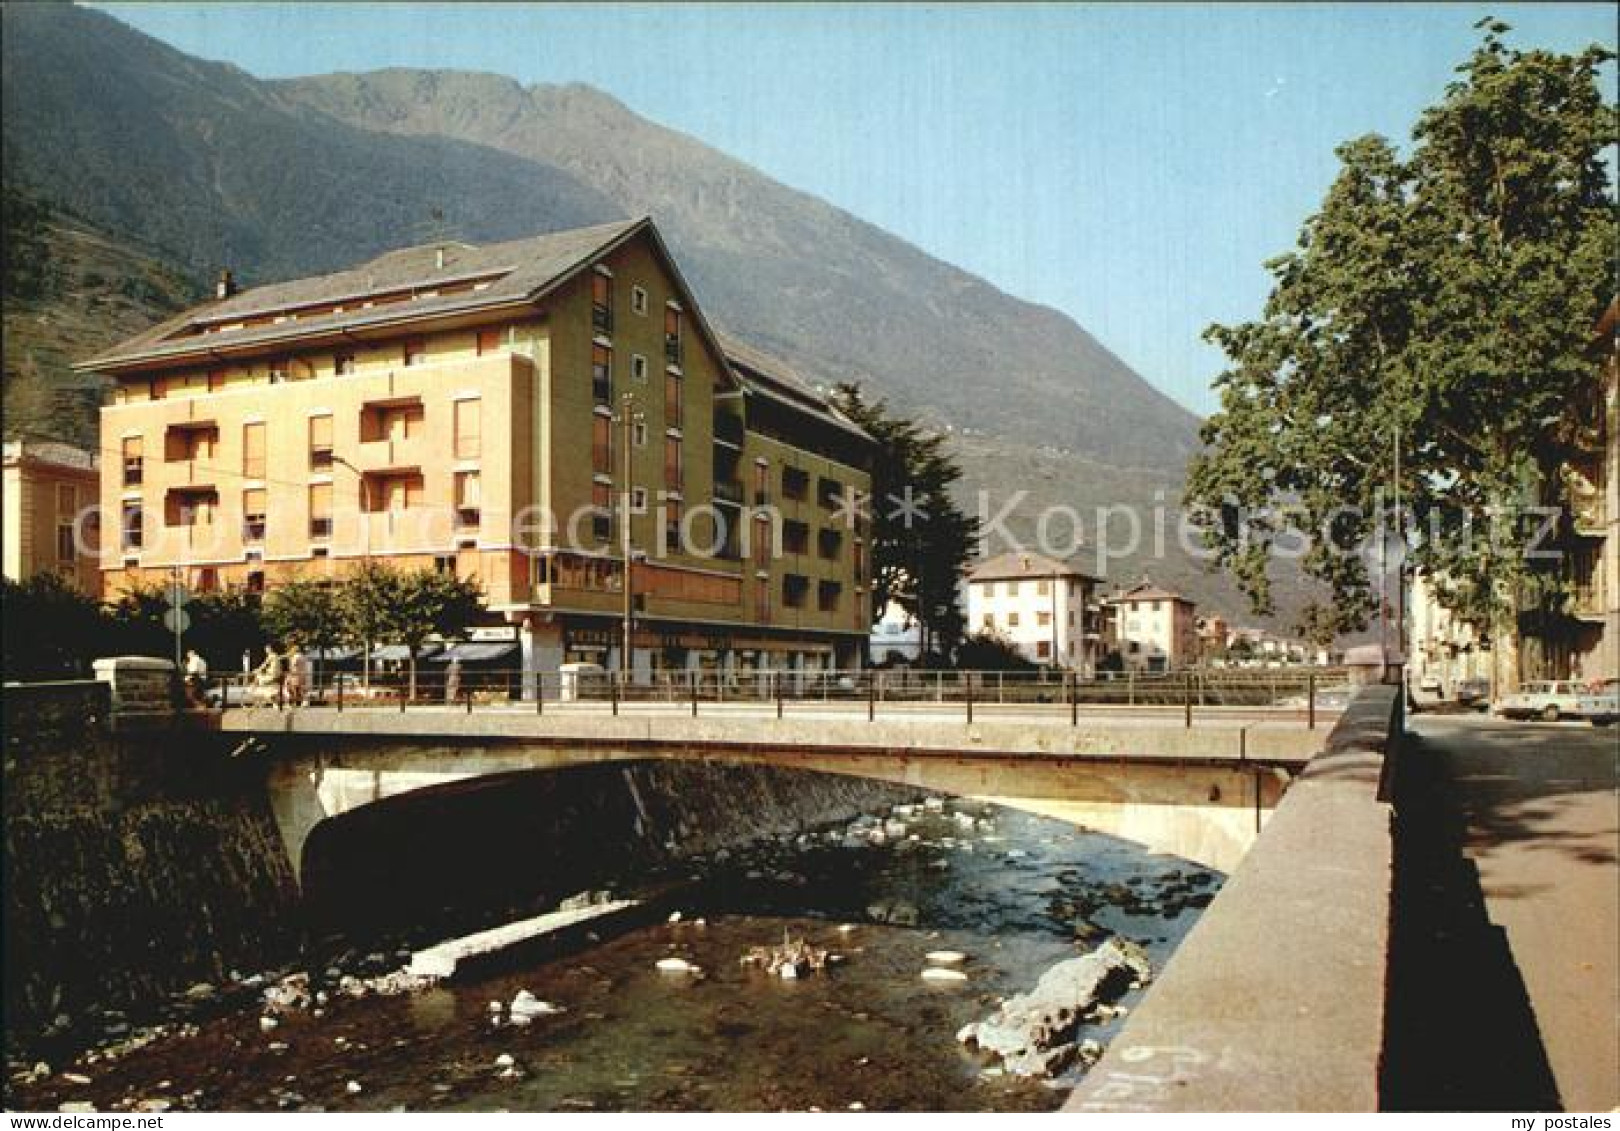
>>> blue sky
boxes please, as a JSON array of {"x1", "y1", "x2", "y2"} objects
[{"x1": 93, "y1": 2, "x2": 1615, "y2": 415}]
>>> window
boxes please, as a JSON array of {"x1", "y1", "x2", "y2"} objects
[
  {"x1": 1036, "y1": 611, "x2": 1051, "y2": 627},
  {"x1": 664, "y1": 435, "x2": 682, "y2": 491},
  {"x1": 753, "y1": 461, "x2": 770, "y2": 505},
  {"x1": 369, "y1": 473, "x2": 424, "y2": 513},
  {"x1": 592, "y1": 270, "x2": 613, "y2": 334},
  {"x1": 165, "y1": 488, "x2": 218, "y2": 528},
  {"x1": 783, "y1": 574, "x2": 809, "y2": 609},
  {"x1": 592, "y1": 481, "x2": 613, "y2": 543},
  {"x1": 755, "y1": 576, "x2": 770, "y2": 622},
  {"x1": 309, "y1": 483, "x2": 333, "y2": 540},
  {"x1": 242, "y1": 422, "x2": 266, "y2": 479},
  {"x1": 454, "y1": 398, "x2": 482, "y2": 460},
  {"x1": 631, "y1": 354, "x2": 649, "y2": 382},
  {"x1": 1037, "y1": 579, "x2": 1050, "y2": 596},
  {"x1": 207, "y1": 369, "x2": 226, "y2": 393},
  {"x1": 664, "y1": 371, "x2": 683, "y2": 428},
  {"x1": 403, "y1": 338, "x2": 427, "y2": 367},
  {"x1": 1036, "y1": 641, "x2": 1051, "y2": 660},
  {"x1": 818, "y1": 580, "x2": 842, "y2": 613},
  {"x1": 592, "y1": 343, "x2": 613, "y2": 405},
  {"x1": 592, "y1": 415, "x2": 614, "y2": 475},
  {"x1": 630, "y1": 486, "x2": 649, "y2": 512},
  {"x1": 1008, "y1": 611, "x2": 1021, "y2": 627},
  {"x1": 632, "y1": 420, "x2": 648, "y2": 448},
  {"x1": 817, "y1": 477, "x2": 843, "y2": 509},
  {"x1": 309, "y1": 414, "x2": 334, "y2": 470},
  {"x1": 243, "y1": 488, "x2": 267, "y2": 542},
  {"x1": 334, "y1": 352, "x2": 356, "y2": 376},
  {"x1": 475, "y1": 327, "x2": 503, "y2": 356},
  {"x1": 753, "y1": 514, "x2": 773, "y2": 567},
  {"x1": 818, "y1": 527, "x2": 842, "y2": 559},
  {"x1": 269, "y1": 358, "x2": 291, "y2": 384},
  {"x1": 164, "y1": 423, "x2": 217, "y2": 463},
  {"x1": 121, "y1": 501, "x2": 144, "y2": 551},
  {"x1": 664, "y1": 497, "x2": 683, "y2": 554},
  {"x1": 783, "y1": 520, "x2": 809, "y2": 555},
  {"x1": 854, "y1": 540, "x2": 866, "y2": 583},
  {"x1": 782, "y1": 466, "x2": 809, "y2": 501},
  {"x1": 122, "y1": 436, "x2": 143, "y2": 486},
  {"x1": 246, "y1": 570, "x2": 265, "y2": 594},
  {"x1": 434, "y1": 555, "x2": 456, "y2": 576},
  {"x1": 454, "y1": 471, "x2": 481, "y2": 528},
  {"x1": 55, "y1": 486, "x2": 76, "y2": 563},
  {"x1": 664, "y1": 305, "x2": 683, "y2": 367},
  {"x1": 982, "y1": 613, "x2": 994, "y2": 628},
  {"x1": 631, "y1": 285, "x2": 649, "y2": 316}
]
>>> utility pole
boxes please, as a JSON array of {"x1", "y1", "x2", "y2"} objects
[{"x1": 618, "y1": 392, "x2": 643, "y2": 679}]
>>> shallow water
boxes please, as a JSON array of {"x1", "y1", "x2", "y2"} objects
[{"x1": 9, "y1": 801, "x2": 1220, "y2": 1113}]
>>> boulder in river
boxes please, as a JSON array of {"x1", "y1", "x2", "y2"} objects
[
  {"x1": 509, "y1": 990, "x2": 564, "y2": 1019},
  {"x1": 956, "y1": 937, "x2": 1151, "y2": 1078}
]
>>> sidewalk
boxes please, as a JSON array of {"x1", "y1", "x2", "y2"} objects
[{"x1": 1403, "y1": 716, "x2": 1618, "y2": 1111}]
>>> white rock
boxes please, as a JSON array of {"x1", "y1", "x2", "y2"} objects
[
  {"x1": 487, "y1": 1001, "x2": 503, "y2": 1014},
  {"x1": 345, "y1": 1081, "x2": 363, "y2": 1096},
  {"x1": 494, "y1": 1054, "x2": 515, "y2": 1069},
  {"x1": 509, "y1": 990, "x2": 563, "y2": 1019},
  {"x1": 58, "y1": 1102, "x2": 96, "y2": 1114},
  {"x1": 61, "y1": 1073, "x2": 92, "y2": 1085},
  {"x1": 655, "y1": 957, "x2": 700, "y2": 974},
  {"x1": 924, "y1": 797, "x2": 946, "y2": 811},
  {"x1": 667, "y1": 911, "x2": 683, "y2": 924},
  {"x1": 259, "y1": 1015, "x2": 279, "y2": 1032},
  {"x1": 778, "y1": 963, "x2": 800, "y2": 980},
  {"x1": 836, "y1": 924, "x2": 858, "y2": 934},
  {"x1": 925, "y1": 950, "x2": 968, "y2": 966},
  {"x1": 848, "y1": 1102, "x2": 866, "y2": 1111},
  {"x1": 921, "y1": 967, "x2": 969, "y2": 983}
]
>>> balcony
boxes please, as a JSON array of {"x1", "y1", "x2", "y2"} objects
[{"x1": 714, "y1": 413, "x2": 744, "y2": 448}]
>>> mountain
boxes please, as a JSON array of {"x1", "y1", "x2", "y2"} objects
[{"x1": 1, "y1": 3, "x2": 1294, "y2": 621}]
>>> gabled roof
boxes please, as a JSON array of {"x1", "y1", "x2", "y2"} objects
[
  {"x1": 76, "y1": 217, "x2": 735, "y2": 392},
  {"x1": 1111, "y1": 579, "x2": 1194, "y2": 605},
  {"x1": 968, "y1": 551, "x2": 1099, "y2": 584},
  {"x1": 717, "y1": 332, "x2": 871, "y2": 443}
]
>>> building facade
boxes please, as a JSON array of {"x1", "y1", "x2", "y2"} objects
[
  {"x1": 79, "y1": 218, "x2": 872, "y2": 684},
  {"x1": 1561, "y1": 299, "x2": 1619, "y2": 683},
  {"x1": 2, "y1": 440, "x2": 101, "y2": 596},
  {"x1": 1109, "y1": 580, "x2": 1198, "y2": 672},
  {"x1": 966, "y1": 551, "x2": 1101, "y2": 672}
]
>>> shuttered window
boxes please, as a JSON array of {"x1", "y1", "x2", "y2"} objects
[
  {"x1": 664, "y1": 435, "x2": 682, "y2": 491},
  {"x1": 242, "y1": 422, "x2": 266, "y2": 479},
  {"x1": 309, "y1": 414, "x2": 333, "y2": 470},
  {"x1": 309, "y1": 483, "x2": 333, "y2": 540},
  {"x1": 454, "y1": 398, "x2": 481, "y2": 460}
]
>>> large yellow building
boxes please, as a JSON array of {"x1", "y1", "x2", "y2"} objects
[{"x1": 78, "y1": 218, "x2": 873, "y2": 682}]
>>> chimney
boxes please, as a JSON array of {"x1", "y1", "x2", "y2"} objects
[{"x1": 216, "y1": 269, "x2": 237, "y2": 300}]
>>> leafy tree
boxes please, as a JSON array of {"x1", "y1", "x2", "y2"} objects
[
  {"x1": 955, "y1": 632, "x2": 1038, "y2": 673},
  {"x1": 830, "y1": 383, "x2": 978, "y2": 660},
  {"x1": 378, "y1": 568, "x2": 483, "y2": 700},
  {"x1": 1, "y1": 184, "x2": 58, "y2": 301},
  {"x1": 0, "y1": 573, "x2": 106, "y2": 679},
  {"x1": 260, "y1": 576, "x2": 342, "y2": 680},
  {"x1": 338, "y1": 560, "x2": 405, "y2": 688},
  {"x1": 1186, "y1": 22, "x2": 1615, "y2": 680}
]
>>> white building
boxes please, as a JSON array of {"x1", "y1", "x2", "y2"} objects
[
  {"x1": 966, "y1": 551, "x2": 1101, "y2": 671},
  {"x1": 868, "y1": 601, "x2": 923, "y2": 665},
  {"x1": 1110, "y1": 580, "x2": 1198, "y2": 672},
  {"x1": 1408, "y1": 570, "x2": 1491, "y2": 695}
]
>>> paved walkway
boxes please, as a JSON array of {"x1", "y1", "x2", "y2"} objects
[{"x1": 1408, "y1": 715, "x2": 1618, "y2": 1111}]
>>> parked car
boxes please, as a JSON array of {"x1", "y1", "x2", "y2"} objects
[
  {"x1": 1575, "y1": 679, "x2": 1619, "y2": 727},
  {"x1": 1454, "y1": 677, "x2": 1491, "y2": 708},
  {"x1": 1495, "y1": 680, "x2": 1587, "y2": 722}
]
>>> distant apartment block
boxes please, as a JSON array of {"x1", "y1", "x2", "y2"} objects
[
  {"x1": 1109, "y1": 579, "x2": 1197, "y2": 672},
  {"x1": 2, "y1": 439, "x2": 101, "y2": 596},
  {"x1": 966, "y1": 551, "x2": 1101, "y2": 672},
  {"x1": 77, "y1": 218, "x2": 874, "y2": 681}
]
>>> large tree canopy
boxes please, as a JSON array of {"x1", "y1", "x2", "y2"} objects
[{"x1": 1186, "y1": 22, "x2": 1615, "y2": 652}]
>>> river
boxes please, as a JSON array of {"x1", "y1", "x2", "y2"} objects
[{"x1": 8, "y1": 795, "x2": 1220, "y2": 1113}]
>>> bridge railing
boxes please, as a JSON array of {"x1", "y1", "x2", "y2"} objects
[{"x1": 205, "y1": 665, "x2": 1349, "y2": 728}]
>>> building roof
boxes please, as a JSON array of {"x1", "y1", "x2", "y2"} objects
[
  {"x1": 75, "y1": 217, "x2": 734, "y2": 389},
  {"x1": 967, "y1": 551, "x2": 1099, "y2": 584},
  {"x1": 717, "y1": 332, "x2": 872, "y2": 444},
  {"x1": 2, "y1": 439, "x2": 99, "y2": 472},
  {"x1": 1111, "y1": 579, "x2": 1194, "y2": 606}
]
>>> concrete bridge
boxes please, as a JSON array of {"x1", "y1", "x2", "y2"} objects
[{"x1": 207, "y1": 703, "x2": 1332, "y2": 879}]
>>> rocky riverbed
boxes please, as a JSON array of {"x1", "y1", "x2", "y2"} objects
[{"x1": 5, "y1": 797, "x2": 1222, "y2": 1113}]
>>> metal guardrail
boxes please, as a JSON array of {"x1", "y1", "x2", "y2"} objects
[{"x1": 200, "y1": 666, "x2": 1349, "y2": 729}]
